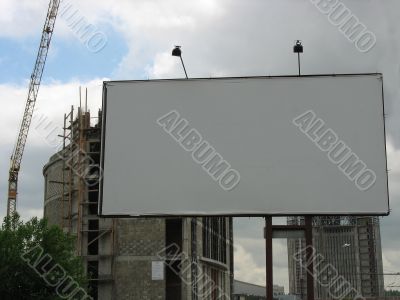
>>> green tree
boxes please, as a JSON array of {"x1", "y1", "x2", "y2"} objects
[
  {"x1": 385, "y1": 290, "x2": 400, "y2": 296},
  {"x1": 0, "y1": 214, "x2": 90, "y2": 299}
]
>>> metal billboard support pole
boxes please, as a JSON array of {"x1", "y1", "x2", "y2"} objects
[
  {"x1": 265, "y1": 215, "x2": 315, "y2": 300},
  {"x1": 305, "y1": 216, "x2": 315, "y2": 300},
  {"x1": 265, "y1": 217, "x2": 273, "y2": 300}
]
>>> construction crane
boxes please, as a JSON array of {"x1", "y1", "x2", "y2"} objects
[{"x1": 7, "y1": 0, "x2": 60, "y2": 217}]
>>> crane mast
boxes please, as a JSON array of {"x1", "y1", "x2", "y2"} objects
[{"x1": 7, "y1": 0, "x2": 60, "y2": 217}]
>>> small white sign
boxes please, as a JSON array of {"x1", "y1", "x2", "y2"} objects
[{"x1": 152, "y1": 261, "x2": 164, "y2": 280}]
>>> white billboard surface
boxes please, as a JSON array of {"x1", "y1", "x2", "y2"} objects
[{"x1": 100, "y1": 74, "x2": 389, "y2": 216}]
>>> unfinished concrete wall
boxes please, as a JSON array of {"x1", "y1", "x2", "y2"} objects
[{"x1": 114, "y1": 219, "x2": 165, "y2": 300}]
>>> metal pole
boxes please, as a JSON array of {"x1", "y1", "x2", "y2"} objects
[
  {"x1": 305, "y1": 216, "x2": 314, "y2": 300},
  {"x1": 180, "y1": 56, "x2": 189, "y2": 79},
  {"x1": 229, "y1": 217, "x2": 234, "y2": 299},
  {"x1": 265, "y1": 217, "x2": 273, "y2": 300},
  {"x1": 298, "y1": 53, "x2": 301, "y2": 76}
]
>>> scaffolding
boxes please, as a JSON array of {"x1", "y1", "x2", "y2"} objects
[
  {"x1": 60, "y1": 92, "x2": 115, "y2": 298},
  {"x1": 61, "y1": 106, "x2": 73, "y2": 232}
]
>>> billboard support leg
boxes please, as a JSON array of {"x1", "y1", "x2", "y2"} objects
[
  {"x1": 305, "y1": 216, "x2": 314, "y2": 300},
  {"x1": 266, "y1": 216, "x2": 314, "y2": 300},
  {"x1": 265, "y1": 217, "x2": 273, "y2": 300}
]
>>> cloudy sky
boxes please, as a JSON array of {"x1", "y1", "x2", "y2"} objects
[{"x1": 1, "y1": 0, "x2": 400, "y2": 292}]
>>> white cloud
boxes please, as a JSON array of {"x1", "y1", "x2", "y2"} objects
[
  {"x1": 0, "y1": 0, "x2": 47, "y2": 38},
  {"x1": 382, "y1": 250, "x2": 400, "y2": 289},
  {"x1": 147, "y1": 51, "x2": 183, "y2": 79},
  {"x1": 0, "y1": 79, "x2": 105, "y2": 145},
  {"x1": 0, "y1": 0, "x2": 111, "y2": 41},
  {"x1": 381, "y1": 137, "x2": 400, "y2": 287},
  {"x1": 234, "y1": 241, "x2": 266, "y2": 286},
  {"x1": 387, "y1": 137, "x2": 400, "y2": 196},
  {"x1": 234, "y1": 237, "x2": 289, "y2": 291}
]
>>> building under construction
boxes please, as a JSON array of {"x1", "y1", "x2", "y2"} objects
[
  {"x1": 43, "y1": 106, "x2": 234, "y2": 299},
  {"x1": 287, "y1": 216, "x2": 384, "y2": 300}
]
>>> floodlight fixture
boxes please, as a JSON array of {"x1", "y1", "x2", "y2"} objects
[
  {"x1": 172, "y1": 46, "x2": 188, "y2": 79},
  {"x1": 293, "y1": 40, "x2": 303, "y2": 76}
]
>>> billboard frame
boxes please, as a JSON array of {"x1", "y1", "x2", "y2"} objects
[{"x1": 99, "y1": 73, "x2": 389, "y2": 218}]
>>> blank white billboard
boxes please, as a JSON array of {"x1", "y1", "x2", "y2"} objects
[{"x1": 100, "y1": 74, "x2": 389, "y2": 216}]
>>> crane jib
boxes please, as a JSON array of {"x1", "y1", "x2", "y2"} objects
[{"x1": 6, "y1": 0, "x2": 60, "y2": 217}]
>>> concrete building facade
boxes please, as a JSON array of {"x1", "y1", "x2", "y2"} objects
[
  {"x1": 287, "y1": 216, "x2": 384, "y2": 300},
  {"x1": 43, "y1": 107, "x2": 233, "y2": 299}
]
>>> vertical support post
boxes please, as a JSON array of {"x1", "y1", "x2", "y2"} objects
[
  {"x1": 85, "y1": 87, "x2": 88, "y2": 113},
  {"x1": 229, "y1": 217, "x2": 234, "y2": 299},
  {"x1": 68, "y1": 106, "x2": 74, "y2": 233},
  {"x1": 61, "y1": 112, "x2": 66, "y2": 229},
  {"x1": 191, "y1": 217, "x2": 198, "y2": 300},
  {"x1": 180, "y1": 56, "x2": 189, "y2": 79},
  {"x1": 265, "y1": 217, "x2": 273, "y2": 300},
  {"x1": 297, "y1": 53, "x2": 301, "y2": 76},
  {"x1": 305, "y1": 216, "x2": 314, "y2": 300}
]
